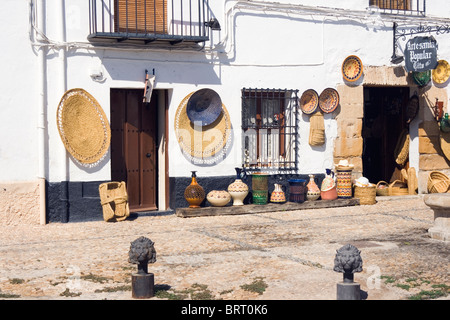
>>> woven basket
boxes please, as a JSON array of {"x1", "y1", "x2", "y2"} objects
[
  {"x1": 99, "y1": 181, "x2": 130, "y2": 222},
  {"x1": 388, "y1": 180, "x2": 409, "y2": 196},
  {"x1": 394, "y1": 129, "x2": 409, "y2": 166},
  {"x1": 376, "y1": 181, "x2": 389, "y2": 196},
  {"x1": 427, "y1": 171, "x2": 450, "y2": 193},
  {"x1": 354, "y1": 185, "x2": 376, "y2": 205}
]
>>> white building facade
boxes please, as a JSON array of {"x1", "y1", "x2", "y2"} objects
[{"x1": 1, "y1": 0, "x2": 450, "y2": 224}]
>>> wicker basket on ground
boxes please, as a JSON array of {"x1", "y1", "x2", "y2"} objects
[
  {"x1": 99, "y1": 181, "x2": 130, "y2": 222},
  {"x1": 388, "y1": 180, "x2": 409, "y2": 196},
  {"x1": 427, "y1": 171, "x2": 450, "y2": 193},
  {"x1": 354, "y1": 185, "x2": 377, "y2": 205},
  {"x1": 376, "y1": 181, "x2": 389, "y2": 196}
]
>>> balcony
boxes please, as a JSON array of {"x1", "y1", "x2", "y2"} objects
[
  {"x1": 88, "y1": 0, "x2": 212, "y2": 48},
  {"x1": 369, "y1": 0, "x2": 426, "y2": 16}
]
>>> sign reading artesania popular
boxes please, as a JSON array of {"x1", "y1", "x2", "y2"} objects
[{"x1": 404, "y1": 36, "x2": 438, "y2": 72}]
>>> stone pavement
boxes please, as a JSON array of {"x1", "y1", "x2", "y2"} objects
[{"x1": 0, "y1": 195, "x2": 448, "y2": 301}]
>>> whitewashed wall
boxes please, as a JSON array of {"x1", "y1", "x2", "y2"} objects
[{"x1": 1, "y1": 0, "x2": 450, "y2": 184}]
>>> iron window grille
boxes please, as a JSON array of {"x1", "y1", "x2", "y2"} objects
[
  {"x1": 369, "y1": 0, "x2": 426, "y2": 16},
  {"x1": 88, "y1": 0, "x2": 211, "y2": 45},
  {"x1": 242, "y1": 88, "x2": 299, "y2": 172}
]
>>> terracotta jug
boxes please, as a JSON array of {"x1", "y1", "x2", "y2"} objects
[{"x1": 184, "y1": 171, "x2": 205, "y2": 208}]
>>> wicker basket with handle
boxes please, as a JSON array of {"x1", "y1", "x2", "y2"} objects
[
  {"x1": 376, "y1": 181, "x2": 389, "y2": 196},
  {"x1": 427, "y1": 171, "x2": 450, "y2": 193},
  {"x1": 388, "y1": 180, "x2": 409, "y2": 196}
]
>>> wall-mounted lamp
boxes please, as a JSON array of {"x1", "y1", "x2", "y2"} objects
[{"x1": 205, "y1": 18, "x2": 221, "y2": 31}]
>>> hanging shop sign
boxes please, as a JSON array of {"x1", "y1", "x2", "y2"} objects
[{"x1": 404, "y1": 36, "x2": 438, "y2": 72}]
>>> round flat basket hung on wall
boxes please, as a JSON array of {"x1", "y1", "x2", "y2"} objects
[
  {"x1": 175, "y1": 92, "x2": 232, "y2": 164},
  {"x1": 342, "y1": 55, "x2": 363, "y2": 82},
  {"x1": 56, "y1": 88, "x2": 111, "y2": 167},
  {"x1": 319, "y1": 88, "x2": 340, "y2": 113},
  {"x1": 299, "y1": 89, "x2": 319, "y2": 115}
]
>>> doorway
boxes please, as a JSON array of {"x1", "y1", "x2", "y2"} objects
[
  {"x1": 110, "y1": 88, "x2": 159, "y2": 212},
  {"x1": 362, "y1": 86, "x2": 410, "y2": 183}
]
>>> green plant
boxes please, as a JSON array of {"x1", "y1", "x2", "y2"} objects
[{"x1": 240, "y1": 277, "x2": 268, "y2": 295}]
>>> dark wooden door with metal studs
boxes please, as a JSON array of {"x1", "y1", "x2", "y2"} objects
[{"x1": 110, "y1": 89, "x2": 158, "y2": 212}]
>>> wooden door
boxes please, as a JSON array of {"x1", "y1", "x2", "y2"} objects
[{"x1": 111, "y1": 89, "x2": 158, "y2": 211}]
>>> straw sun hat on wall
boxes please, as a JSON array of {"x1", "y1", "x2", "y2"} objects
[
  {"x1": 174, "y1": 90, "x2": 232, "y2": 164},
  {"x1": 56, "y1": 88, "x2": 111, "y2": 167}
]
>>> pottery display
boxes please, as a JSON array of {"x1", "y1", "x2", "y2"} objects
[
  {"x1": 306, "y1": 174, "x2": 320, "y2": 201},
  {"x1": 321, "y1": 169, "x2": 338, "y2": 200},
  {"x1": 184, "y1": 171, "x2": 205, "y2": 208},
  {"x1": 288, "y1": 179, "x2": 306, "y2": 203},
  {"x1": 335, "y1": 160, "x2": 354, "y2": 199},
  {"x1": 207, "y1": 190, "x2": 231, "y2": 207},
  {"x1": 228, "y1": 167, "x2": 249, "y2": 206},
  {"x1": 270, "y1": 184, "x2": 286, "y2": 203},
  {"x1": 252, "y1": 173, "x2": 269, "y2": 205}
]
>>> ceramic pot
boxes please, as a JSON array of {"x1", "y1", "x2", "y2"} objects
[
  {"x1": 288, "y1": 179, "x2": 306, "y2": 203},
  {"x1": 184, "y1": 171, "x2": 205, "y2": 208},
  {"x1": 321, "y1": 186, "x2": 338, "y2": 200},
  {"x1": 207, "y1": 190, "x2": 231, "y2": 207},
  {"x1": 270, "y1": 183, "x2": 286, "y2": 203},
  {"x1": 228, "y1": 168, "x2": 249, "y2": 206},
  {"x1": 336, "y1": 169, "x2": 353, "y2": 199},
  {"x1": 306, "y1": 174, "x2": 320, "y2": 201},
  {"x1": 252, "y1": 173, "x2": 269, "y2": 205}
]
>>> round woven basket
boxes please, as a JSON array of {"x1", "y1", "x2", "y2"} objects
[
  {"x1": 389, "y1": 180, "x2": 409, "y2": 196},
  {"x1": 56, "y1": 88, "x2": 111, "y2": 167},
  {"x1": 354, "y1": 185, "x2": 376, "y2": 205},
  {"x1": 376, "y1": 181, "x2": 389, "y2": 196},
  {"x1": 174, "y1": 92, "x2": 231, "y2": 163},
  {"x1": 427, "y1": 171, "x2": 450, "y2": 193}
]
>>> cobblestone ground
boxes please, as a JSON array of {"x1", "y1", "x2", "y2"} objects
[{"x1": 0, "y1": 196, "x2": 448, "y2": 301}]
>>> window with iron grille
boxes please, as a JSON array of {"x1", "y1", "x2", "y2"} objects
[
  {"x1": 369, "y1": 0, "x2": 425, "y2": 16},
  {"x1": 241, "y1": 89, "x2": 298, "y2": 171}
]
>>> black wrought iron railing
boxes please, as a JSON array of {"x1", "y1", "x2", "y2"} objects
[
  {"x1": 88, "y1": 0, "x2": 211, "y2": 45},
  {"x1": 369, "y1": 0, "x2": 426, "y2": 16}
]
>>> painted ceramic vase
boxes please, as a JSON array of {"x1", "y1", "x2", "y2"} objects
[
  {"x1": 270, "y1": 184, "x2": 286, "y2": 203},
  {"x1": 228, "y1": 167, "x2": 249, "y2": 206},
  {"x1": 207, "y1": 190, "x2": 231, "y2": 207},
  {"x1": 184, "y1": 171, "x2": 205, "y2": 208},
  {"x1": 320, "y1": 169, "x2": 338, "y2": 200},
  {"x1": 306, "y1": 174, "x2": 320, "y2": 201}
]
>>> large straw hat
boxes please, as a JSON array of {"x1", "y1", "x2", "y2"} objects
[
  {"x1": 186, "y1": 88, "x2": 223, "y2": 126},
  {"x1": 56, "y1": 88, "x2": 111, "y2": 167},
  {"x1": 175, "y1": 92, "x2": 231, "y2": 163}
]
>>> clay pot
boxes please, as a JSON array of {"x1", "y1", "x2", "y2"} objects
[
  {"x1": 306, "y1": 174, "x2": 320, "y2": 201},
  {"x1": 184, "y1": 171, "x2": 205, "y2": 208},
  {"x1": 228, "y1": 168, "x2": 249, "y2": 206},
  {"x1": 270, "y1": 184, "x2": 286, "y2": 203},
  {"x1": 207, "y1": 190, "x2": 231, "y2": 207}
]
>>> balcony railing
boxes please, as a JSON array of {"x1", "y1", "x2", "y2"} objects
[
  {"x1": 369, "y1": 0, "x2": 426, "y2": 16},
  {"x1": 88, "y1": 0, "x2": 211, "y2": 46}
]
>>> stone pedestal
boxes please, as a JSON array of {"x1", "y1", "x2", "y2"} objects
[
  {"x1": 337, "y1": 282, "x2": 361, "y2": 300},
  {"x1": 423, "y1": 194, "x2": 450, "y2": 241},
  {"x1": 131, "y1": 273, "x2": 154, "y2": 299}
]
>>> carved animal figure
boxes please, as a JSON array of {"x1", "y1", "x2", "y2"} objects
[{"x1": 333, "y1": 244, "x2": 363, "y2": 274}]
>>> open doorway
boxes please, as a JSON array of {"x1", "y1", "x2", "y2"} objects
[{"x1": 362, "y1": 86, "x2": 410, "y2": 183}]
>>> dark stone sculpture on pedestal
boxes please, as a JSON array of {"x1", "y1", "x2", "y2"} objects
[
  {"x1": 128, "y1": 236, "x2": 157, "y2": 298},
  {"x1": 333, "y1": 244, "x2": 363, "y2": 300}
]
